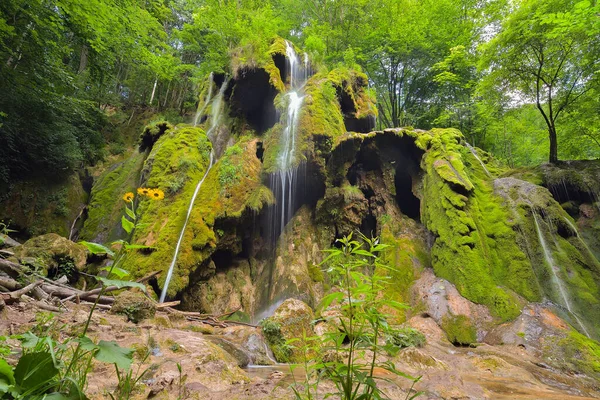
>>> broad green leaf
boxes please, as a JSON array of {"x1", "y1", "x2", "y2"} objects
[
  {"x1": 96, "y1": 277, "x2": 146, "y2": 292},
  {"x1": 79, "y1": 241, "x2": 114, "y2": 257},
  {"x1": 0, "y1": 358, "x2": 15, "y2": 395},
  {"x1": 13, "y1": 352, "x2": 58, "y2": 393},
  {"x1": 94, "y1": 341, "x2": 134, "y2": 371},
  {"x1": 121, "y1": 216, "x2": 134, "y2": 234},
  {"x1": 19, "y1": 332, "x2": 41, "y2": 349},
  {"x1": 74, "y1": 336, "x2": 99, "y2": 352},
  {"x1": 99, "y1": 266, "x2": 130, "y2": 279}
]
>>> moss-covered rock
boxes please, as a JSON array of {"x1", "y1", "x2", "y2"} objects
[
  {"x1": 0, "y1": 173, "x2": 87, "y2": 238},
  {"x1": 262, "y1": 298, "x2": 315, "y2": 363},
  {"x1": 10, "y1": 233, "x2": 87, "y2": 276},
  {"x1": 123, "y1": 127, "x2": 273, "y2": 299},
  {"x1": 78, "y1": 150, "x2": 146, "y2": 243},
  {"x1": 421, "y1": 128, "x2": 540, "y2": 322},
  {"x1": 441, "y1": 314, "x2": 477, "y2": 346},
  {"x1": 257, "y1": 206, "x2": 326, "y2": 311},
  {"x1": 494, "y1": 177, "x2": 600, "y2": 337},
  {"x1": 111, "y1": 291, "x2": 156, "y2": 323}
]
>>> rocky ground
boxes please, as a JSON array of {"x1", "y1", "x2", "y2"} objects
[{"x1": 1, "y1": 300, "x2": 598, "y2": 400}]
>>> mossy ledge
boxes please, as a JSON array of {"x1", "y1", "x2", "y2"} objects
[{"x1": 122, "y1": 128, "x2": 273, "y2": 299}]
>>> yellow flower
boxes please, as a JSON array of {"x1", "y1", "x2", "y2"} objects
[
  {"x1": 149, "y1": 188, "x2": 165, "y2": 200},
  {"x1": 122, "y1": 192, "x2": 134, "y2": 202},
  {"x1": 137, "y1": 187, "x2": 151, "y2": 197}
]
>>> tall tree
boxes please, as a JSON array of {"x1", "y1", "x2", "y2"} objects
[{"x1": 480, "y1": 0, "x2": 600, "y2": 163}]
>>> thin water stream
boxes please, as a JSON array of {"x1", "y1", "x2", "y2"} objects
[
  {"x1": 193, "y1": 72, "x2": 214, "y2": 127},
  {"x1": 532, "y1": 212, "x2": 591, "y2": 337},
  {"x1": 159, "y1": 76, "x2": 228, "y2": 302},
  {"x1": 465, "y1": 142, "x2": 491, "y2": 178}
]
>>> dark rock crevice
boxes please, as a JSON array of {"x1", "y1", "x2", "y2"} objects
[{"x1": 228, "y1": 68, "x2": 278, "y2": 133}]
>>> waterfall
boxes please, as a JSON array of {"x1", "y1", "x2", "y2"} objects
[
  {"x1": 532, "y1": 211, "x2": 591, "y2": 337},
  {"x1": 465, "y1": 142, "x2": 491, "y2": 178},
  {"x1": 265, "y1": 41, "x2": 311, "y2": 244},
  {"x1": 159, "y1": 77, "x2": 229, "y2": 303},
  {"x1": 193, "y1": 72, "x2": 214, "y2": 127}
]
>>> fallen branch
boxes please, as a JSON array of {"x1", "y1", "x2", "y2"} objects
[
  {"x1": 0, "y1": 276, "x2": 19, "y2": 291},
  {"x1": 137, "y1": 270, "x2": 160, "y2": 283},
  {"x1": 155, "y1": 301, "x2": 180, "y2": 309},
  {"x1": 1, "y1": 280, "x2": 43, "y2": 304},
  {"x1": 162, "y1": 306, "x2": 258, "y2": 328},
  {"x1": 0, "y1": 259, "x2": 25, "y2": 278},
  {"x1": 41, "y1": 283, "x2": 115, "y2": 304}
]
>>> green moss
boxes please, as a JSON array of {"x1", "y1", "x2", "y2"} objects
[
  {"x1": 122, "y1": 126, "x2": 213, "y2": 295},
  {"x1": 260, "y1": 319, "x2": 293, "y2": 363},
  {"x1": 421, "y1": 129, "x2": 540, "y2": 321},
  {"x1": 379, "y1": 224, "x2": 429, "y2": 323},
  {"x1": 79, "y1": 151, "x2": 146, "y2": 242},
  {"x1": 0, "y1": 173, "x2": 87, "y2": 237},
  {"x1": 307, "y1": 262, "x2": 324, "y2": 283},
  {"x1": 441, "y1": 315, "x2": 477, "y2": 346},
  {"x1": 123, "y1": 132, "x2": 273, "y2": 298},
  {"x1": 385, "y1": 327, "x2": 426, "y2": 353},
  {"x1": 558, "y1": 330, "x2": 600, "y2": 377}
]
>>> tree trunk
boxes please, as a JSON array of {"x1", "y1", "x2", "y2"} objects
[
  {"x1": 549, "y1": 124, "x2": 558, "y2": 163},
  {"x1": 78, "y1": 44, "x2": 88, "y2": 74}
]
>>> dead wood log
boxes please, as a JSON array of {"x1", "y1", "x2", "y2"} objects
[
  {"x1": 1, "y1": 280, "x2": 43, "y2": 304},
  {"x1": 0, "y1": 259, "x2": 25, "y2": 278}
]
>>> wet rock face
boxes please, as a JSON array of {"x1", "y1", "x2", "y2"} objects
[{"x1": 494, "y1": 176, "x2": 600, "y2": 338}]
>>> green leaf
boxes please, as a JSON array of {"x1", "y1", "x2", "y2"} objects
[
  {"x1": 74, "y1": 336, "x2": 99, "y2": 352},
  {"x1": 94, "y1": 341, "x2": 134, "y2": 371},
  {"x1": 0, "y1": 358, "x2": 15, "y2": 395},
  {"x1": 99, "y1": 266, "x2": 130, "y2": 279},
  {"x1": 96, "y1": 277, "x2": 146, "y2": 292},
  {"x1": 79, "y1": 241, "x2": 114, "y2": 257},
  {"x1": 13, "y1": 352, "x2": 58, "y2": 393},
  {"x1": 19, "y1": 332, "x2": 41, "y2": 349},
  {"x1": 121, "y1": 216, "x2": 134, "y2": 234},
  {"x1": 124, "y1": 207, "x2": 136, "y2": 220},
  {"x1": 318, "y1": 292, "x2": 344, "y2": 311}
]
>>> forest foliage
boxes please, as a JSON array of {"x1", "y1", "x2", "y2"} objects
[{"x1": 0, "y1": 0, "x2": 599, "y2": 187}]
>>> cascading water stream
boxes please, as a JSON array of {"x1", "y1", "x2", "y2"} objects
[
  {"x1": 465, "y1": 142, "x2": 491, "y2": 178},
  {"x1": 270, "y1": 41, "x2": 309, "y2": 236},
  {"x1": 193, "y1": 72, "x2": 214, "y2": 127},
  {"x1": 159, "y1": 77, "x2": 229, "y2": 303},
  {"x1": 260, "y1": 41, "x2": 312, "y2": 313},
  {"x1": 532, "y1": 212, "x2": 591, "y2": 337}
]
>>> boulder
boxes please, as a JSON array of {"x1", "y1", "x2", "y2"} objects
[
  {"x1": 262, "y1": 298, "x2": 315, "y2": 363},
  {"x1": 111, "y1": 291, "x2": 156, "y2": 323},
  {"x1": 10, "y1": 233, "x2": 87, "y2": 276}
]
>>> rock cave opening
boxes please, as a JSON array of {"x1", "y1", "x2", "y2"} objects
[
  {"x1": 227, "y1": 68, "x2": 278, "y2": 133},
  {"x1": 395, "y1": 168, "x2": 421, "y2": 221},
  {"x1": 335, "y1": 85, "x2": 375, "y2": 133},
  {"x1": 211, "y1": 249, "x2": 235, "y2": 271},
  {"x1": 272, "y1": 53, "x2": 288, "y2": 84}
]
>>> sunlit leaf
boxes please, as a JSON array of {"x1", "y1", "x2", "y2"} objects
[
  {"x1": 79, "y1": 241, "x2": 114, "y2": 257},
  {"x1": 96, "y1": 277, "x2": 146, "y2": 292}
]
